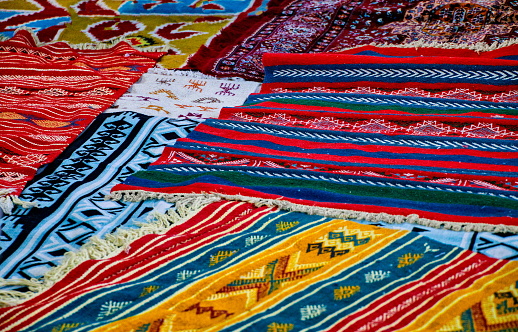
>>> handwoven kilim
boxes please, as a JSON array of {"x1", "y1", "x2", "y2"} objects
[
  {"x1": 186, "y1": 0, "x2": 518, "y2": 80},
  {"x1": 0, "y1": 0, "x2": 70, "y2": 42},
  {"x1": 109, "y1": 68, "x2": 260, "y2": 119},
  {"x1": 0, "y1": 29, "x2": 162, "y2": 213},
  {"x1": 244, "y1": 92, "x2": 518, "y2": 115},
  {"x1": 111, "y1": 117, "x2": 518, "y2": 233},
  {"x1": 0, "y1": 0, "x2": 272, "y2": 68},
  {"x1": 219, "y1": 105, "x2": 518, "y2": 139},
  {"x1": 0, "y1": 111, "x2": 200, "y2": 291},
  {"x1": 0, "y1": 201, "x2": 516, "y2": 331},
  {"x1": 260, "y1": 53, "x2": 518, "y2": 102}
]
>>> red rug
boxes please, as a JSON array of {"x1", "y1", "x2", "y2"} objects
[
  {"x1": 186, "y1": 0, "x2": 518, "y2": 81},
  {"x1": 0, "y1": 29, "x2": 163, "y2": 213},
  {"x1": 259, "y1": 53, "x2": 518, "y2": 102}
]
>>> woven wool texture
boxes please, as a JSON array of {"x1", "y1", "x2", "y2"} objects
[
  {"x1": 108, "y1": 69, "x2": 260, "y2": 119},
  {"x1": 0, "y1": 111, "x2": 200, "y2": 285},
  {"x1": 0, "y1": 0, "x2": 272, "y2": 68},
  {"x1": 0, "y1": 30, "x2": 163, "y2": 213},
  {"x1": 186, "y1": 0, "x2": 518, "y2": 80},
  {"x1": 260, "y1": 53, "x2": 518, "y2": 103},
  {"x1": 0, "y1": 201, "x2": 516, "y2": 331},
  {"x1": 112, "y1": 84, "x2": 518, "y2": 232}
]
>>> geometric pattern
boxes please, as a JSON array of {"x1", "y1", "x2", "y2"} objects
[
  {"x1": 188, "y1": 0, "x2": 518, "y2": 80},
  {"x1": 113, "y1": 114, "x2": 518, "y2": 232},
  {"x1": 0, "y1": 112, "x2": 200, "y2": 281},
  {"x1": 222, "y1": 111, "x2": 518, "y2": 139},
  {"x1": 271, "y1": 86, "x2": 518, "y2": 104},
  {"x1": 1, "y1": 202, "x2": 517, "y2": 331}
]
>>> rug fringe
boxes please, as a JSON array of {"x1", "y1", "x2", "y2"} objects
[
  {"x1": 0, "y1": 196, "x2": 214, "y2": 307},
  {"x1": 106, "y1": 190, "x2": 518, "y2": 234},
  {"x1": 0, "y1": 278, "x2": 45, "y2": 307},
  {"x1": 340, "y1": 38, "x2": 518, "y2": 53},
  {"x1": 0, "y1": 190, "x2": 38, "y2": 215}
]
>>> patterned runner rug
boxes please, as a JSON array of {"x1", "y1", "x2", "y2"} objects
[
  {"x1": 260, "y1": 53, "x2": 518, "y2": 102},
  {"x1": 110, "y1": 116, "x2": 518, "y2": 233},
  {"x1": 0, "y1": 111, "x2": 200, "y2": 302},
  {"x1": 219, "y1": 102, "x2": 518, "y2": 139},
  {"x1": 0, "y1": 29, "x2": 162, "y2": 214},
  {"x1": 0, "y1": 200, "x2": 516, "y2": 331}
]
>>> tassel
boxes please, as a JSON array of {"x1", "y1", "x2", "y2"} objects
[{"x1": 0, "y1": 190, "x2": 38, "y2": 215}]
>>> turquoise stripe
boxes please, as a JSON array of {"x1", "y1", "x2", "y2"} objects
[
  {"x1": 222, "y1": 234, "x2": 462, "y2": 332},
  {"x1": 25, "y1": 209, "x2": 336, "y2": 332}
]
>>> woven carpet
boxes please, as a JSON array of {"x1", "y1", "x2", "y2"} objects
[
  {"x1": 0, "y1": 111, "x2": 200, "y2": 302},
  {"x1": 0, "y1": 29, "x2": 162, "y2": 214},
  {"x1": 111, "y1": 94, "x2": 518, "y2": 232},
  {"x1": 0, "y1": 0, "x2": 271, "y2": 68},
  {"x1": 186, "y1": 0, "x2": 518, "y2": 81},
  {"x1": 108, "y1": 68, "x2": 260, "y2": 119},
  {"x1": 260, "y1": 53, "x2": 518, "y2": 102},
  {"x1": 0, "y1": 200, "x2": 516, "y2": 331}
]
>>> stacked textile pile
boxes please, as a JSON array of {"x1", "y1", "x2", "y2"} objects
[
  {"x1": 0, "y1": 0, "x2": 270, "y2": 68},
  {"x1": 186, "y1": 0, "x2": 518, "y2": 80},
  {"x1": 112, "y1": 52, "x2": 518, "y2": 233}
]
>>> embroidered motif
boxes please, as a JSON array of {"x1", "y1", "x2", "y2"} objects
[
  {"x1": 397, "y1": 253, "x2": 425, "y2": 268},
  {"x1": 306, "y1": 242, "x2": 351, "y2": 258},
  {"x1": 0, "y1": 172, "x2": 27, "y2": 182},
  {"x1": 184, "y1": 79, "x2": 207, "y2": 92},
  {"x1": 301, "y1": 304, "x2": 327, "y2": 321},
  {"x1": 245, "y1": 235, "x2": 269, "y2": 246},
  {"x1": 216, "y1": 255, "x2": 324, "y2": 301},
  {"x1": 267, "y1": 323, "x2": 294, "y2": 332},
  {"x1": 183, "y1": 303, "x2": 234, "y2": 319},
  {"x1": 365, "y1": 270, "x2": 391, "y2": 283},
  {"x1": 276, "y1": 221, "x2": 299, "y2": 232},
  {"x1": 149, "y1": 89, "x2": 179, "y2": 100},
  {"x1": 155, "y1": 77, "x2": 176, "y2": 85},
  {"x1": 97, "y1": 300, "x2": 133, "y2": 320},
  {"x1": 192, "y1": 97, "x2": 222, "y2": 103},
  {"x1": 176, "y1": 270, "x2": 202, "y2": 282},
  {"x1": 142, "y1": 105, "x2": 171, "y2": 115},
  {"x1": 215, "y1": 82, "x2": 241, "y2": 96},
  {"x1": 209, "y1": 250, "x2": 238, "y2": 266},
  {"x1": 50, "y1": 323, "x2": 82, "y2": 332},
  {"x1": 334, "y1": 285, "x2": 360, "y2": 300},
  {"x1": 139, "y1": 286, "x2": 160, "y2": 297}
]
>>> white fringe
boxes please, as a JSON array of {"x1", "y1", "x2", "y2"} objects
[
  {"x1": 0, "y1": 196, "x2": 214, "y2": 307},
  {"x1": 106, "y1": 190, "x2": 518, "y2": 234},
  {"x1": 147, "y1": 67, "x2": 247, "y2": 81},
  {"x1": 5, "y1": 26, "x2": 169, "y2": 52},
  {"x1": 339, "y1": 37, "x2": 518, "y2": 53},
  {"x1": 0, "y1": 190, "x2": 38, "y2": 215}
]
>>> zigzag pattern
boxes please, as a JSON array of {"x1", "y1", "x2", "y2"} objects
[
  {"x1": 216, "y1": 121, "x2": 518, "y2": 151},
  {"x1": 273, "y1": 68, "x2": 518, "y2": 81},
  {"x1": 249, "y1": 94, "x2": 518, "y2": 110}
]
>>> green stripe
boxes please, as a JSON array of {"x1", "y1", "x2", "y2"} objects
[
  {"x1": 244, "y1": 98, "x2": 516, "y2": 115},
  {"x1": 133, "y1": 170, "x2": 518, "y2": 210}
]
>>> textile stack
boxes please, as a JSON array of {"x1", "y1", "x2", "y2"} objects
[{"x1": 0, "y1": 1, "x2": 517, "y2": 331}]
